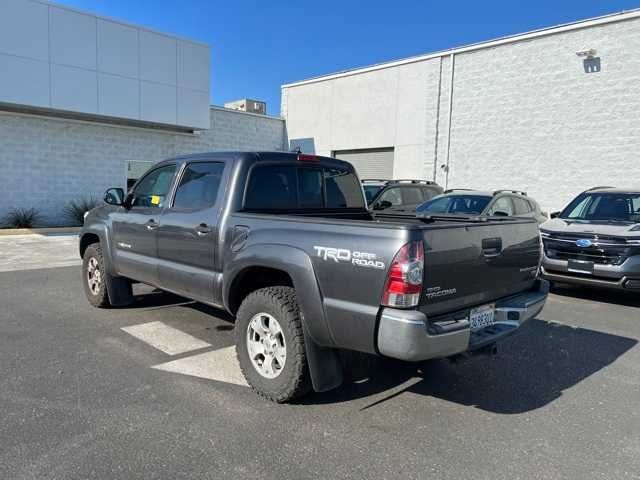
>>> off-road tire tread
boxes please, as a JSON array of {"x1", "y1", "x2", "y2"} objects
[
  {"x1": 235, "y1": 286, "x2": 311, "y2": 403},
  {"x1": 82, "y1": 243, "x2": 111, "y2": 308}
]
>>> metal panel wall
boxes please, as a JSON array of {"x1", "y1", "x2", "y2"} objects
[{"x1": 0, "y1": 0, "x2": 211, "y2": 130}]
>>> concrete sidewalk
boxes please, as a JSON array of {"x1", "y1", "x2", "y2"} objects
[{"x1": 0, "y1": 234, "x2": 80, "y2": 273}]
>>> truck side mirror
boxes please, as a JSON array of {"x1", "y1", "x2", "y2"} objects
[
  {"x1": 104, "y1": 188, "x2": 125, "y2": 206},
  {"x1": 550, "y1": 211, "x2": 561, "y2": 219},
  {"x1": 493, "y1": 210, "x2": 509, "y2": 217}
]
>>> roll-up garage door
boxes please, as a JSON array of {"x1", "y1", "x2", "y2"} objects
[{"x1": 333, "y1": 148, "x2": 394, "y2": 179}]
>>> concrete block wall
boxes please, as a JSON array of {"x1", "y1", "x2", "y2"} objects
[
  {"x1": 0, "y1": 107, "x2": 285, "y2": 225},
  {"x1": 283, "y1": 13, "x2": 640, "y2": 212},
  {"x1": 443, "y1": 18, "x2": 640, "y2": 211}
]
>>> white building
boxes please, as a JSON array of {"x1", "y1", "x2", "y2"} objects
[
  {"x1": 0, "y1": 0, "x2": 285, "y2": 225},
  {"x1": 282, "y1": 10, "x2": 640, "y2": 211}
]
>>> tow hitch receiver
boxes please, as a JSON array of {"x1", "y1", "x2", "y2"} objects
[{"x1": 449, "y1": 343, "x2": 498, "y2": 364}]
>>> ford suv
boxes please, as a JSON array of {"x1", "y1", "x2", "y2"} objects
[{"x1": 540, "y1": 186, "x2": 640, "y2": 291}]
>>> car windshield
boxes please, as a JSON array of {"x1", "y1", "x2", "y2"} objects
[
  {"x1": 362, "y1": 185, "x2": 384, "y2": 204},
  {"x1": 560, "y1": 192, "x2": 640, "y2": 223},
  {"x1": 417, "y1": 195, "x2": 492, "y2": 215}
]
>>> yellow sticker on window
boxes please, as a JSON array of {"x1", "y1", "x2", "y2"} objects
[{"x1": 151, "y1": 195, "x2": 160, "y2": 205}]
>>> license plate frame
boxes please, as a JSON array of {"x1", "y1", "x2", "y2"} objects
[
  {"x1": 469, "y1": 303, "x2": 496, "y2": 332},
  {"x1": 567, "y1": 259, "x2": 595, "y2": 274}
]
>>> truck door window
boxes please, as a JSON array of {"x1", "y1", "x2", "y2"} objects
[
  {"x1": 131, "y1": 164, "x2": 176, "y2": 208},
  {"x1": 172, "y1": 162, "x2": 225, "y2": 210}
]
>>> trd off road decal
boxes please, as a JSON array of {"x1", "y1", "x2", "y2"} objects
[{"x1": 313, "y1": 246, "x2": 385, "y2": 269}]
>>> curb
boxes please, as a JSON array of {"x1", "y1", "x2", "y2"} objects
[{"x1": 0, "y1": 227, "x2": 82, "y2": 236}]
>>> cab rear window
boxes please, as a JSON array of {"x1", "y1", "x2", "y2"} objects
[{"x1": 244, "y1": 164, "x2": 365, "y2": 210}]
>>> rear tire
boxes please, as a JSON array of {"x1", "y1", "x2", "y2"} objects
[
  {"x1": 235, "y1": 287, "x2": 312, "y2": 403},
  {"x1": 82, "y1": 243, "x2": 111, "y2": 308}
]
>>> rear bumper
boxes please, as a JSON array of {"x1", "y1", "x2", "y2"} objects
[
  {"x1": 541, "y1": 255, "x2": 640, "y2": 291},
  {"x1": 377, "y1": 280, "x2": 549, "y2": 362}
]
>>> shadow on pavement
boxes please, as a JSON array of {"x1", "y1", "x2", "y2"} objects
[
  {"x1": 122, "y1": 287, "x2": 235, "y2": 322},
  {"x1": 116, "y1": 286, "x2": 636, "y2": 413},
  {"x1": 550, "y1": 283, "x2": 640, "y2": 308},
  {"x1": 304, "y1": 319, "x2": 636, "y2": 413}
]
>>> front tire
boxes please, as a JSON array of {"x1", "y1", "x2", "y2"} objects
[
  {"x1": 235, "y1": 287, "x2": 311, "y2": 402},
  {"x1": 82, "y1": 243, "x2": 111, "y2": 308}
]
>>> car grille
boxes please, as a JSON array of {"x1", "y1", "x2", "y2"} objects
[{"x1": 542, "y1": 233, "x2": 635, "y2": 266}]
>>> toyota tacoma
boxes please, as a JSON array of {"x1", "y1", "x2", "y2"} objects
[{"x1": 80, "y1": 151, "x2": 548, "y2": 402}]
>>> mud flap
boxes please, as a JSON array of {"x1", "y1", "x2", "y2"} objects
[
  {"x1": 105, "y1": 274, "x2": 134, "y2": 307},
  {"x1": 302, "y1": 324, "x2": 343, "y2": 392}
]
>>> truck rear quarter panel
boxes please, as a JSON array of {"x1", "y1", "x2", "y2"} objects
[{"x1": 224, "y1": 214, "x2": 409, "y2": 353}]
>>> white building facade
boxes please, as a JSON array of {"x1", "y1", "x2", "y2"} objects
[
  {"x1": 282, "y1": 11, "x2": 640, "y2": 211},
  {"x1": 0, "y1": 0, "x2": 285, "y2": 225}
]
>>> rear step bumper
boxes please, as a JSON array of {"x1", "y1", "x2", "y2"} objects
[{"x1": 377, "y1": 280, "x2": 549, "y2": 362}]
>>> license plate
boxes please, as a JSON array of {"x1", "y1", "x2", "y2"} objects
[
  {"x1": 568, "y1": 259, "x2": 594, "y2": 274},
  {"x1": 469, "y1": 304, "x2": 495, "y2": 332}
]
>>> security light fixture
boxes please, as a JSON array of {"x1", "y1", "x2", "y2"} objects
[{"x1": 575, "y1": 48, "x2": 597, "y2": 58}]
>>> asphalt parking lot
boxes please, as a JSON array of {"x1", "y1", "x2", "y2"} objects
[{"x1": 1, "y1": 236, "x2": 639, "y2": 479}]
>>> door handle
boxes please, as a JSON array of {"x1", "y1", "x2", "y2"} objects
[
  {"x1": 145, "y1": 219, "x2": 158, "y2": 231},
  {"x1": 195, "y1": 223, "x2": 212, "y2": 236}
]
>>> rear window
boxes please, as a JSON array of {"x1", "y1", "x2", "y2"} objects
[{"x1": 244, "y1": 164, "x2": 365, "y2": 210}]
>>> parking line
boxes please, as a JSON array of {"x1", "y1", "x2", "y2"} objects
[
  {"x1": 121, "y1": 321, "x2": 211, "y2": 355},
  {"x1": 152, "y1": 346, "x2": 249, "y2": 387}
]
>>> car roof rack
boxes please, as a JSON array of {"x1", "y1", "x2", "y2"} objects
[
  {"x1": 389, "y1": 179, "x2": 437, "y2": 185},
  {"x1": 361, "y1": 179, "x2": 390, "y2": 183},
  {"x1": 493, "y1": 189, "x2": 527, "y2": 196},
  {"x1": 444, "y1": 188, "x2": 475, "y2": 194},
  {"x1": 585, "y1": 185, "x2": 614, "y2": 191}
]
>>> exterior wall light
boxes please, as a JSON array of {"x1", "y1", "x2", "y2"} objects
[
  {"x1": 575, "y1": 48, "x2": 597, "y2": 58},
  {"x1": 576, "y1": 49, "x2": 601, "y2": 73}
]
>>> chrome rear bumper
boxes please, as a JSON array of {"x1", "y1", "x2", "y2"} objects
[{"x1": 377, "y1": 280, "x2": 549, "y2": 362}]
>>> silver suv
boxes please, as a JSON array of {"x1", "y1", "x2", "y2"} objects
[
  {"x1": 416, "y1": 189, "x2": 547, "y2": 224},
  {"x1": 540, "y1": 187, "x2": 640, "y2": 291}
]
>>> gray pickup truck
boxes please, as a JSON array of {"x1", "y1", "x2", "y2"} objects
[{"x1": 80, "y1": 151, "x2": 548, "y2": 402}]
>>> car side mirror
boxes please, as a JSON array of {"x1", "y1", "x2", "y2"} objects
[
  {"x1": 104, "y1": 188, "x2": 125, "y2": 206},
  {"x1": 374, "y1": 200, "x2": 393, "y2": 210},
  {"x1": 493, "y1": 210, "x2": 509, "y2": 217},
  {"x1": 550, "y1": 211, "x2": 561, "y2": 219}
]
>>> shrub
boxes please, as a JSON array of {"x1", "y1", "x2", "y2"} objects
[
  {"x1": 3, "y1": 207, "x2": 41, "y2": 229},
  {"x1": 63, "y1": 196, "x2": 99, "y2": 226}
]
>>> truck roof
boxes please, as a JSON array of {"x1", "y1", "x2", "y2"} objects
[{"x1": 156, "y1": 151, "x2": 354, "y2": 170}]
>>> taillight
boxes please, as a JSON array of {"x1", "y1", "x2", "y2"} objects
[
  {"x1": 297, "y1": 153, "x2": 319, "y2": 162},
  {"x1": 381, "y1": 241, "x2": 424, "y2": 308}
]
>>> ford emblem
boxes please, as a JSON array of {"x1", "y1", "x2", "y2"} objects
[{"x1": 576, "y1": 239, "x2": 593, "y2": 248}]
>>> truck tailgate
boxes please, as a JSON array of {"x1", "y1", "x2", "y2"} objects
[{"x1": 419, "y1": 220, "x2": 540, "y2": 316}]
